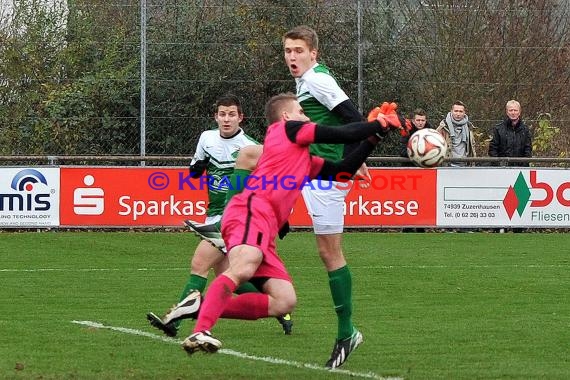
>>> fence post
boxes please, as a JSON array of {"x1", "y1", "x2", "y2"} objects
[{"x1": 140, "y1": 0, "x2": 147, "y2": 167}]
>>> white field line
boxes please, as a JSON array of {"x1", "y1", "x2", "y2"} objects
[
  {"x1": 1, "y1": 264, "x2": 567, "y2": 273},
  {"x1": 71, "y1": 320, "x2": 401, "y2": 380}
]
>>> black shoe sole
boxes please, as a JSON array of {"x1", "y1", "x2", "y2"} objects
[{"x1": 146, "y1": 312, "x2": 177, "y2": 337}]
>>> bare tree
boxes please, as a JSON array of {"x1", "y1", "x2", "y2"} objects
[{"x1": 363, "y1": 0, "x2": 569, "y2": 156}]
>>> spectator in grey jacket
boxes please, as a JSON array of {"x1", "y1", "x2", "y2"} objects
[
  {"x1": 436, "y1": 101, "x2": 477, "y2": 167},
  {"x1": 488, "y1": 100, "x2": 532, "y2": 167}
]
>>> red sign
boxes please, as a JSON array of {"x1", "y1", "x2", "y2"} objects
[
  {"x1": 289, "y1": 168, "x2": 437, "y2": 227},
  {"x1": 60, "y1": 167, "x2": 436, "y2": 227},
  {"x1": 60, "y1": 168, "x2": 208, "y2": 226}
]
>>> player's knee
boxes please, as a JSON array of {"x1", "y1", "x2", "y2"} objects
[
  {"x1": 284, "y1": 294, "x2": 297, "y2": 313},
  {"x1": 211, "y1": 259, "x2": 228, "y2": 276},
  {"x1": 318, "y1": 248, "x2": 347, "y2": 271},
  {"x1": 274, "y1": 293, "x2": 297, "y2": 315},
  {"x1": 228, "y1": 269, "x2": 254, "y2": 284},
  {"x1": 190, "y1": 256, "x2": 211, "y2": 276},
  {"x1": 191, "y1": 246, "x2": 222, "y2": 275},
  {"x1": 227, "y1": 263, "x2": 259, "y2": 284},
  {"x1": 318, "y1": 247, "x2": 343, "y2": 262}
]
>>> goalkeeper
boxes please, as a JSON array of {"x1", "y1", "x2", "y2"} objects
[
  {"x1": 181, "y1": 93, "x2": 409, "y2": 355},
  {"x1": 146, "y1": 94, "x2": 292, "y2": 337}
]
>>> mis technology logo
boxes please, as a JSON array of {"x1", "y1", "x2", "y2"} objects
[
  {"x1": 11, "y1": 169, "x2": 48, "y2": 191},
  {"x1": 0, "y1": 169, "x2": 51, "y2": 211}
]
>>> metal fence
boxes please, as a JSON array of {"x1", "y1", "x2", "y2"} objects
[
  {"x1": 1, "y1": 155, "x2": 569, "y2": 169},
  {"x1": 1, "y1": 1, "x2": 569, "y2": 158}
]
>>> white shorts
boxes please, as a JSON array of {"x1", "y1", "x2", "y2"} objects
[{"x1": 301, "y1": 180, "x2": 351, "y2": 235}]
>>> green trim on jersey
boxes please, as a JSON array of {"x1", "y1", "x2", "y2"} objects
[
  {"x1": 299, "y1": 97, "x2": 345, "y2": 161},
  {"x1": 195, "y1": 129, "x2": 258, "y2": 217},
  {"x1": 313, "y1": 64, "x2": 330, "y2": 74},
  {"x1": 204, "y1": 163, "x2": 233, "y2": 217},
  {"x1": 298, "y1": 64, "x2": 346, "y2": 162}
]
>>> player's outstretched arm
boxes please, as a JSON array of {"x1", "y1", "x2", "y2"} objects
[
  {"x1": 332, "y1": 99, "x2": 364, "y2": 123},
  {"x1": 312, "y1": 120, "x2": 385, "y2": 144},
  {"x1": 333, "y1": 99, "x2": 367, "y2": 158},
  {"x1": 285, "y1": 102, "x2": 410, "y2": 147},
  {"x1": 315, "y1": 139, "x2": 377, "y2": 182},
  {"x1": 312, "y1": 101, "x2": 411, "y2": 144}
]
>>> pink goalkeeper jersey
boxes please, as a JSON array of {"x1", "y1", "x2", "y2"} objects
[{"x1": 235, "y1": 120, "x2": 325, "y2": 227}]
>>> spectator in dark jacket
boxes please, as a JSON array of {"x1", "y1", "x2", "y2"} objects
[
  {"x1": 488, "y1": 100, "x2": 532, "y2": 167},
  {"x1": 400, "y1": 108, "x2": 432, "y2": 233},
  {"x1": 400, "y1": 108, "x2": 434, "y2": 163}
]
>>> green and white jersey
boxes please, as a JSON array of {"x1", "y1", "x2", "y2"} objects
[
  {"x1": 192, "y1": 128, "x2": 258, "y2": 216},
  {"x1": 296, "y1": 62, "x2": 349, "y2": 162}
]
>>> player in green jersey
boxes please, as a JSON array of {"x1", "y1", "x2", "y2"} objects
[
  {"x1": 283, "y1": 25, "x2": 369, "y2": 369},
  {"x1": 146, "y1": 94, "x2": 295, "y2": 337}
]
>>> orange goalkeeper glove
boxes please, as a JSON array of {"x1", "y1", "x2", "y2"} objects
[
  {"x1": 367, "y1": 102, "x2": 412, "y2": 137},
  {"x1": 367, "y1": 102, "x2": 401, "y2": 129}
]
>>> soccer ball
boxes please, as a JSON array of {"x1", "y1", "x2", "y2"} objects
[{"x1": 406, "y1": 128, "x2": 447, "y2": 168}]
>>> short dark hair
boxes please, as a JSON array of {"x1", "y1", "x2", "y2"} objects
[
  {"x1": 452, "y1": 101, "x2": 467, "y2": 111},
  {"x1": 413, "y1": 108, "x2": 427, "y2": 117},
  {"x1": 264, "y1": 92, "x2": 298, "y2": 124},
  {"x1": 283, "y1": 25, "x2": 319, "y2": 51},
  {"x1": 215, "y1": 94, "x2": 243, "y2": 114}
]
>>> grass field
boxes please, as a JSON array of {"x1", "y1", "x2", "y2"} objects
[{"x1": 1, "y1": 231, "x2": 569, "y2": 379}]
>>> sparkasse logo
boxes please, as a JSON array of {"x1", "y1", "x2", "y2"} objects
[{"x1": 73, "y1": 174, "x2": 105, "y2": 215}]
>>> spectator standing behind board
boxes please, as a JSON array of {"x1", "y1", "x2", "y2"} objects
[{"x1": 488, "y1": 99, "x2": 532, "y2": 167}]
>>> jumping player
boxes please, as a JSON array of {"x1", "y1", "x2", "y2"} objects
[{"x1": 283, "y1": 25, "x2": 368, "y2": 368}]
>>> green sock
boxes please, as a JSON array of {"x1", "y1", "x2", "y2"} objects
[
  {"x1": 180, "y1": 274, "x2": 208, "y2": 301},
  {"x1": 235, "y1": 282, "x2": 259, "y2": 294},
  {"x1": 225, "y1": 168, "x2": 252, "y2": 205},
  {"x1": 328, "y1": 265, "x2": 354, "y2": 340},
  {"x1": 174, "y1": 274, "x2": 208, "y2": 328}
]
